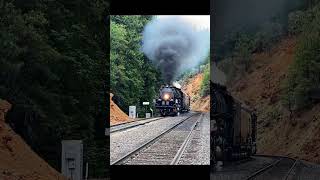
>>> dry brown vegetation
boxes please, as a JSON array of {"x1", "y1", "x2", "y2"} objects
[
  {"x1": 110, "y1": 93, "x2": 131, "y2": 126},
  {"x1": 0, "y1": 99, "x2": 66, "y2": 180},
  {"x1": 229, "y1": 37, "x2": 320, "y2": 163},
  {"x1": 182, "y1": 73, "x2": 210, "y2": 112}
]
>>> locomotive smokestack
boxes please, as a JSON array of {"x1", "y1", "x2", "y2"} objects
[{"x1": 141, "y1": 16, "x2": 209, "y2": 83}]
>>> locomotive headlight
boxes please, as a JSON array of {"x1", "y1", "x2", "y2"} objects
[{"x1": 163, "y1": 93, "x2": 170, "y2": 100}]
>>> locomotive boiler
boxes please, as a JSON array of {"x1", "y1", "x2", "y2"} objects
[
  {"x1": 211, "y1": 82, "x2": 257, "y2": 164},
  {"x1": 155, "y1": 85, "x2": 190, "y2": 116}
]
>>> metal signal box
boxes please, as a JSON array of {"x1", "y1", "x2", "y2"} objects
[
  {"x1": 129, "y1": 106, "x2": 136, "y2": 118},
  {"x1": 61, "y1": 140, "x2": 83, "y2": 180}
]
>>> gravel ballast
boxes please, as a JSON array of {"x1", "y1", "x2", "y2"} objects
[
  {"x1": 178, "y1": 112, "x2": 210, "y2": 165},
  {"x1": 110, "y1": 113, "x2": 196, "y2": 164}
]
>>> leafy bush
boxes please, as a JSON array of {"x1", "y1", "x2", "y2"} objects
[
  {"x1": 233, "y1": 33, "x2": 255, "y2": 71},
  {"x1": 288, "y1": 10, "x2": 308, "y2": 35},
  {"x1": 200, "y1": 64, "x2": 210, "y2": 97},
  {"x1": 281, "y1": 5, "x2": 320, "y2": 111},
  {"x1": 261, "y1": 105, "x2": 282, "y2": 127},
  {"x1": 288, "y1": 3, "x2": 320, "y2": 35},
  {"x1": 218, "y1": 21, "x2": 284, "y2": 84},
  {"x1": 217, "y1": 33, "x2": 254, "y2": 84},
  {"x1": 253, "y1": 21, "x2": 284, "y2": 53},
  {"x1": 217, "y1": 57, "x2": 238, "y2": 85},
  {"x1": 193, "y1": 94, "x2": 200, "y2": 102}
]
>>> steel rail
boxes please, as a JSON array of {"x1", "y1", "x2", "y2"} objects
[
  {"x1": 170, "y1": 113, "x2": 202, "y2": 165},
  {"x1": 110, "y1": 113, "x2": 200, "y2": 165},
  {"x1": 246, "y1": 158, "x2": 282, "y2": 180},
  {"x1": 246, "y1": 155, "x2": 298, "y2": 180},
  {"x1": 111, "y1": 117, "x2": 162, "y2": 127},
  {"x1": 110, "y1": 117, "x2": 164, "y2": 133},
  {"x1": 284, "y1": 159, "x2": 298, "y2": 180}
]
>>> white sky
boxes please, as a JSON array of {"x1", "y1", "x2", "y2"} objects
[{"x1": 156, "y1": 15, "x2": 210, "y2": 31}]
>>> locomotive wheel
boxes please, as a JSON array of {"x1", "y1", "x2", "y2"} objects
[
  {"x1": 171, "y1": 111, "x2": 178, "y2": 116},
  {"x1": 160, "y1": 111, "x2": 166, "y2": 117},
  {"x1": 225, "y1": 147, "x2": 233, "y2": 161}
]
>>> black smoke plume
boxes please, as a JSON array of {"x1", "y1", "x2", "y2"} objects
[{"x1": 141, "y1": 16, "x2": 209, "y2": 84}]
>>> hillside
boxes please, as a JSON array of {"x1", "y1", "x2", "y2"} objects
[
  {"x1": 229, "y1": 36, "x2": 320, "y2": 163},
  {"x1": 110, "y1": 93, "x2": 131, "y2": 125},
  {"x1": 182, "y1": 73, "x2": 210, "y2": 112},
  {"x1": 0, "y1": 100, "x2": 66, "y2": 180}
]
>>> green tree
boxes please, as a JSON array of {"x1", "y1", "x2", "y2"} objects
[
  {"x1": 110, "y1": 15, "x2": 162, "y2": 116},
  {"x1": 233, "y1": 34, "x2": 254, "y2": 72},
  {"x1": 200, "y1": 63, "x2": 210, "y2": 97},
  {"x1": 0, "y1": 0, "x2": 109, "y2": 177},
  {"x1": 282, "y1": 3, "x2": 320, "y2": 111}
]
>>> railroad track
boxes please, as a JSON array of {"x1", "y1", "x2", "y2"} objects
[
  {"x1": 110, "y1": 117, "x2": 164, "y2": 133},
  {"x1": 111, "y1": 117, "x2": 161, "y2": 127},
  {"x1": 211, "y1": 155, "x2": 320, "y2": 180},
  {"x1": 246, "y1": 155, "x2": 298, "y2": 180},
  {"x1": 171, "y1": 113, "x2": 203, "y2": 165},
  {"x1": 111, "y1": 113, "x2": 201, "y2": 165}
]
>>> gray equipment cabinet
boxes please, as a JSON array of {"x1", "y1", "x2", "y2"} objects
[{"x1": 61, "y1": 140, "x2": 83, "y2": 180}]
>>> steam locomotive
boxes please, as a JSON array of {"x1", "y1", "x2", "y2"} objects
[
  {"x1": 155, "y1": 85, "x2": 190, "y2": 116},
  {"x1": 211, "y1": 82, "x2": 257, "y2": 165}
]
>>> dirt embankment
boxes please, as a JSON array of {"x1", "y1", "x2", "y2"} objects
[
  {"x1": 229, "y1": 37, "x2": 320, "y2": 163},
  {"x1": 0, "y1": 99, "x2": 67, "y2": 180},
  {"x1": 182, "y1": 73, "x2": 210, "y2": 112},
  {"x1": 110, "y1": 93, "x2": 131, "y2": 125}
]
